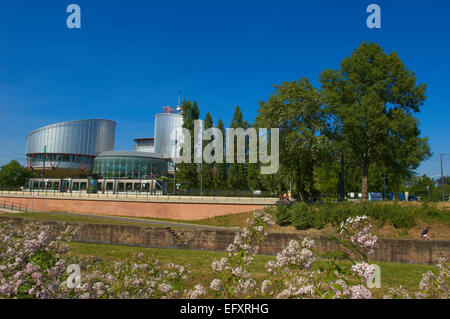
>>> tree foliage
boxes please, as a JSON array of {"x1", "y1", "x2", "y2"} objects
[
  {"x1": 201, "y1": 112, "x2": 214, "y2": 189},
  {"x1": 227, "y1": 106, "x2": 249, "y2": 190},
  {"x1": 320, "y1": 41, "x2": 431, "y2": 199},
  {"x1": 256, "y1": 78, "x2": 328, "y2": 200},
  {"x1": 0, "y1": 160, "x2": 36, "y2": 189},
  {"x1": 177, "y1": 99, "x2": 200, "y2": 189},
  {"x1": 213, "y1": 118, "x2": 227, "y2": 189}
]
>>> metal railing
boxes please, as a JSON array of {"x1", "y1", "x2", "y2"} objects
[
  {"x1": 0, "y1": 189, "x2": 278, "y2": 205},
  {"x1": 0, "y1": 200, "x2": 27, "y2": 213}
]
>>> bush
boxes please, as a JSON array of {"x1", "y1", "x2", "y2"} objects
[
  {"x1": 313, "y1": 208, "x2": 327, "y2": 229},
  {"x1": 273, "y1": 205, "x2": 291, "y2": 226},
  {"x1": 389, "y1": 211, "x2": 416, "y2": 229},
  {"x1": 290, "y1": 203, "x2": 314, "y2": 230},
  {"x1": 272, "y1": 201, "x2": 446, "y2": 230}
]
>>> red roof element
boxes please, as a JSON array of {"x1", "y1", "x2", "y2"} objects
[{"x1": 163, "y1": 106, "x2": 175, "y2": 113}]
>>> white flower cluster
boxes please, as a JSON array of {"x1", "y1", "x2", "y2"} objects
[
  {"x1": 184, "y1": 284, "x2": 206, "y2": 299},
  {"x1": 266, "y1": 239, "x2": 316, "y2": 276},
  {"x1": 207, "y1": 209, "x2": 274, "y2": 298},
  {"x1": 351, "y1": 262, "x2": 375, "y2": 281},
  {"x1": 340, "y1": 216, "x2": 378, "y2": 255},
  {"x1": 415, "y1": 257, "x2": 449, "y2": 299}
]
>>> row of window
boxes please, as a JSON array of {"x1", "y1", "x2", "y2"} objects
[
  {"x1": 93, "y1": 157, "x2": 168, "y2": 179},
  {"x1": 29, "y1": 154, "x2": 93, "y2": 164}
]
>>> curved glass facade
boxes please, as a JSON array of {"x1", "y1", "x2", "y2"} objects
[
  {"x1": 26, "y1": 119, "x2": 116, "y2": 156},
  {"x1": 154, "y1": 113, "x2": 203, "y2": 160},
  {"x1": 26, "y1": 119, "x2": 116, "y2": 173},
  {"x1": 93, "y1": 151, "x2": 167, "y2": 179},
  {"x1": 154, "y1": 113, "x2": 183, "y2": 159}
]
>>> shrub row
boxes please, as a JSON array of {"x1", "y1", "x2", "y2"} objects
[{"x1": 272, "y1": 201, "x2": 450, "y2": 230}]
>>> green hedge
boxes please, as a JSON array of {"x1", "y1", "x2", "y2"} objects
[{"x1": 272, "y1": 201, "x2": 449, "y2": 231}]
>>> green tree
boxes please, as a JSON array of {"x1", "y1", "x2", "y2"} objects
[
  {"x1": 256, "y1": 78, "x2": 328, "y2": 201},
  {"x1": 247, "y1": 162, "x2": 262, "y2": 190},
  {"x1": 227, "y1": 106, "x2": 249, "y2": 190},
  {"x1": 320, "y1": 41, "x2": 431, "y2": 199},
  {"x1": 437, "y1": 176, "x2": 450, "y2": 186},
  {"x1": 403, "y1": 174, "x2": 436, "y2": 200},
  {"x1": 201, "y1": 112, "x2": 214, "y2": 190},
  {"x1": 177, "y1": 99, "x2": 200, "y2": 189},
  {"x1": 213, "y1": 118, "x2": 227, "y2": 189},
  {"x1": 0, "y1": 160, "x2": 36, "y2": 189},
  {"x1": 313, "y1": 161, "x2": 339, "y2": 198}
]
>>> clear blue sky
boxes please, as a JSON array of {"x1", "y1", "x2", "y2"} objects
[{"x1": 0, "y1": 0, "x2": 449, "y2": 177}]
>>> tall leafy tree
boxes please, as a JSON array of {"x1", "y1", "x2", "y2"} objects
[
  {"x1": 213, "y1": 118, "x2": 227, "y2": 189},
  {"x1": 201, "y1": 112, "x2": 214, "y2": 189},
  {"x1": 247, "y1": 162, "x2": 262, "y2": 190},
  {"x1": 320, "y1": 41, "x2": 431, "y2": 199},
  {"x1": 0, "y1": 160, "x2": 36, "y2": 189},
  {"x1": 227, "y1": 106, "x2": 249, "y2": 190},
  {"x1": 256, "y1": 78, "x2": 328, "y2": 200},
  {"x1": 177, "y1": 99, "x2": 200, "y2": 189},
  {"x1": 402, "y1": 174, "x2": 435, "y2": 200}
]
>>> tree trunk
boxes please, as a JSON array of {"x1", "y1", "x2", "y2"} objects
[{"x1": 361, "y1": 158, "x2": 369, "y2": 200}]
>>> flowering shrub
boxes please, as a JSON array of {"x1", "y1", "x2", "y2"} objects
[
  {"x1": 0, "y1": 221, "x2": 76, "y2": 298},
  {"x1": 260, "y1": 215, "x2": 377, "y2": 299},
  {"x1": 338, "y1": 216, "x2": 378, "y2": 256},
  {"x1": 203, "y1": 210, "x2": 275, "y2": 298},
  {"x1": 0, "y1": 211, "x2": 448, "y2": 299},
  {"x1": 384, "y1": 256, "x2": 449, "y2": 299},
  {"x1": 414, "y1": 256, "x2": 449, "y2": 299},
  {"x1": 0, "y1": 221, "x2": 190, "y2": 299},
  {"x1": 64, "y1": 253, "x2": 191, "y2": 299}
]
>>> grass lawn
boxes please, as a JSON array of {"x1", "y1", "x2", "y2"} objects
[
  {"x1": 135, "y1": 211, "x2": 253, "y2": 228},
  {"x1": 4, "y1": 212, "x2": 166, "y2": 228},
  {"x1": 68, "y1": 241, "x2": 436, "y2": 299}
]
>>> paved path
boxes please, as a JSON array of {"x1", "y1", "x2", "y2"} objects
[{"x1": 0, "y1": 208, "x2": 25, "y2": 214}]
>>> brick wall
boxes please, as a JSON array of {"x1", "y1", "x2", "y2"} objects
[
  {"x1": 0, "y1": 195, "x2": 265, "y2": 220},
  {"x1": 1, "y1": 216, "x2": 448, "y2": 265}
]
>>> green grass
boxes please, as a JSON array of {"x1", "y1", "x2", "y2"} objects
[
  {"x1": 68, "y1": 241, "x2": 436, "y2": 299},
  {"x1": 4, "y1": 211, "x2": 252, "y2": 229},
  {"x1": 4, "y1": 212, "x2": 166, "y2": 228},
  {"x1": 134, "y1": 211, "x2": 253, "y2": 228}
]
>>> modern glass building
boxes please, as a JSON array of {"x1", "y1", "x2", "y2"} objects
[
  {"x1": 154, "y1": 112, "x2": 184, "y2": 159},
  {"x1": 93, "y1": 151, "x2": 168, "y2": 179},
  {"x1": 24, "y1": 107, "x2": 196, "y2": 183},
  {"x1": 133, "y1": 138, "x2": 155, "y2": 153}
]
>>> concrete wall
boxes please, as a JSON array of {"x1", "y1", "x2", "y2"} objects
[
  {"x1": 1, "y1": 216, "x2": 448, "y2": 265},
  {"x1": 0, "y1": 195, "x2": 267, "y2": 220}
]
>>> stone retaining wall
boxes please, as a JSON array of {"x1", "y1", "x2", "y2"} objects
[{"x1": 1, "y1": 216, "x2": 448, "y2": 265}]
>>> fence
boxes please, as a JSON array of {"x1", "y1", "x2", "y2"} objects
[
  {"x1": 0, "y1": 200, "x2": 27, "y2": 213},
  {"x1": 0, "y1": 189, "x2": 278, "y2": 205}
]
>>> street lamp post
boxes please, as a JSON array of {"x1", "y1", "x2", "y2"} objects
[
  {"x1": 42, "y1": 145, "x2": 46, "y2": 190},
  {"x1": 441, "y1": 153, "x2": 450, "y2": 202}
]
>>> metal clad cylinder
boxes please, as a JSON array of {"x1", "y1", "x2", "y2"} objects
[{"x1": 26, "y1": 119, "x2": 116, "y2": 156}]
